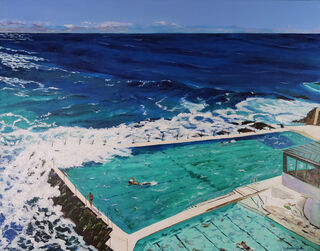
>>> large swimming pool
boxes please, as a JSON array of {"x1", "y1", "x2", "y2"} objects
[
  {"x1": 134, "y1": 203, "x2": 320, "y2": 251},
  {"x1": 65, "y1": 132, "x2": 311, "y2": 233}
]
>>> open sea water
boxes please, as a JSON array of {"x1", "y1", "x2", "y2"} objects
[{"x1": 0, "y1": 33, "x2": 319, "y2": 249}]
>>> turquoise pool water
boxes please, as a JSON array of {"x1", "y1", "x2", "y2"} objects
[
  {"x1": 135, "y1": 203, "x2": 320, "y2": 251},
  {"x1": 65, "y1": 132, "x2": 311, "y2": 233}
]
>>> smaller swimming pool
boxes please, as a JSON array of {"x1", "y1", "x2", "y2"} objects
[
  {"x1": 135, "y1": 203, "x2": 320, "y2": 251},
  {"x1": 65, "y1": 131, "x2": 311, "y2": 233}
]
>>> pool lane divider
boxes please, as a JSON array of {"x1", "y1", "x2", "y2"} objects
[{"x1": 49, "y1": 125, "x2": 319, "y2": 251}]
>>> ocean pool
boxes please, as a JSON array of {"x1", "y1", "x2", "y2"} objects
[
  {"x1": 64, "y1": 131, "x2": 312, "y2": 233},
  {"x1": 134, "y1": 203, "x2": 320, "y2": 251}
]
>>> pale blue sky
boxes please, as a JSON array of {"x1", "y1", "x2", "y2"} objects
[{"x1": 0, "y1": 0, "x2": 320, "y2": 32}]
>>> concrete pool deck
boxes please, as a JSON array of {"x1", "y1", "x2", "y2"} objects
[
  {"x1": 50, "y1": 125, "x2": 320, "y2": 251},
  {"x1": 239, "y1": 181, "x2": 320, "y2": 246}
]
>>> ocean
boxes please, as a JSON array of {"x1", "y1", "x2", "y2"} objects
[{"x1": 0, "y1": 33, "x2": 319, "y2": 250}]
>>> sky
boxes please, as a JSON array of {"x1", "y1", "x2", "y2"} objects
[{"x1": 0, "y1": 0, "x2": 320, "y2": 33}]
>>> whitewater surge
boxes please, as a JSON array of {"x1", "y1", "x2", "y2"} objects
[{"x1": 215, "y1": 97, "x2": 319, "y2": 125}]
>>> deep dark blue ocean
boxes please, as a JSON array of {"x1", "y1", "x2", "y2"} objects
[{"x1": 0, "y1": 33, "x2": 319, "y2": 250}]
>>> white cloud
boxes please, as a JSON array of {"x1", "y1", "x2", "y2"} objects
[
  {"x1": 80, "y1": 21, "x2": 132, "y2": 29},
  {"x1": 153, "y1": 20, "x2": 181, "y2": 28},
  {"x1": 64, "y1": 24, "x2": 74, "y2": 29},
  {"x1": 154, "y1": 21, "x2": 167, "y2": 26}
]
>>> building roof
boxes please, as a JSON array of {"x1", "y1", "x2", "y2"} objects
[{"x1": 283, "y1": 141, "x2": 320, "y2": 168}]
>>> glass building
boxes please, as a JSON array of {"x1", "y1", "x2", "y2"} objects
[{"x1": 283, "y1": 141, "x2": 320, "y2": 188}]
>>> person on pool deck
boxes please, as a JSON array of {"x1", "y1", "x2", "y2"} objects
[
  {"x1": 86, "y1": 192, "x2": 93, "y2": 207},
  {"x1": 128, "y1": 177, "x2": 141, "y2": 185}
]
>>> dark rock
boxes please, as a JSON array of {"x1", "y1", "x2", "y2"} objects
[
  {"x1": 26, "y1": 223, "x2": 34, "y2": 236},
  {"x1": 277, "y1": 90, "x2": 310, "y2": 100},
  {"x1": 241, "y1": 120, "x2": 254, "y2": 125},
  {"x1": 291, "y1": 94, "x2": 310, "y2": 100},
  {"x1": 237, "y1": 128, "x2": 255, "y2": 134},
  {"x1": 47, "y1": 170, "x2": 112, "y2": 250},
  {"x1": 250, "y1": 122, "x2": 275, "y2": 130},
  {"x1": 293, "y1": 107, "x2": 320, "y2": 125},
  {"x1": 276, "y1": 95, "x2": 294, "y2": 101},
  {"x1": 216, "y1": 130, "x2": 230, "y2": 135}
]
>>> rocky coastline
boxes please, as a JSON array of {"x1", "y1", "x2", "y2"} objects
[{"x1": 47, "y1": 170, "x2": 112, "y2": 251}]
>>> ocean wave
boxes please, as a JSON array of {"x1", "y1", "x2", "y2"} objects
[
  {"x1": 302, "y1": 82, "x2": 320, "y2": 93},
  {"x1": 0, "y1": 45, "x2": 36, "y2": 55},
  {"x1": 0, "y1": 76, "x2": 44, "y2": 89},
  {"x1": 215, "y1": 97, "x2": 319, "y2": 125},
  {"x1": 180, "y1": 97, "x2": 208, "y2": 113},
  {"x1": 0, "y1": 33, "x2": 32, "y2": 41},
  {"x1": 0, "y1": 50, "x2": 45, "y2": 71}
]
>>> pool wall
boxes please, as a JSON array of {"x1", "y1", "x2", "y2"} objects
[
  {"x1": 47, "y1": 170, "x2": 112, "y2": 250},
  {"x1": 50, "y1": 161, "x2": 131, "y2": 251}
]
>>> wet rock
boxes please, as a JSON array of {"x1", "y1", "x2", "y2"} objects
[
  {"x1": 216, "y1": 130, "x2": 230, "y2": 135},
  {"x1": 291, "y1": 94, "x2": 310, "y2": 100},
  {"x1": 293, "y1": 107, "x2": 320, "y2": 125},
  {"x1": 55, "y1": 225, "x2": 70, "y2": 233},
  {"x1": 237, "y1": 128, "x2": 255, "y2": 134},
  {"x1": 26, "y1": 223, "x2": 34, "y2": 236},
  {"x1": 250, "y1": 122, "x2": 275, "y2": 130},
  {"x1": 192, "y1": 132, "x2": 206, "y2": 137},
  {"x1": 47, "y1": 170, "x2": 112, "y2": 250},
  {"x1": 241, "y1": 120, "x2": 254, "y2": 125},
  {"x1": 276, "y1": 95, "x2": 294, "y2": 101}
]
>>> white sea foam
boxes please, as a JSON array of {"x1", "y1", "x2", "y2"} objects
[
  {"x1": 0, "y1": 76, "x2": 44, "y2": 89},
  {"x1": 215, "y1": 97, "x2": 319, "y2": 125},
  {"x1": 303, "y1": 82, "x2": 320, "y2": 93},
  {"x1": 0, "y1": 46, "x2": 36, "y2": 55},
  {"x1": 181, "y1": 97, "x2": 208, "y2": 112},
  {"x1": 0, "y1": 131, "x2": 96, "y2": 249},
  {"x1": 0, "y1": 50, "x2": 45, "y2": 71}
]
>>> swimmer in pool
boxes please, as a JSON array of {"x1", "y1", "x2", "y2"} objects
[{"x1": 128, "y1": 177, "x2": 141, "y2": 185}]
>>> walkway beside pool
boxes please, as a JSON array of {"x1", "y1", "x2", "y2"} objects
[
  {"x1": 124, "y1": 125, "x2": 319, "y2": 147},
  {"x1": 239, "y1": 181, "x2": 320, "y2": 246},
  {"x1": 289, "y1": 125, "x2": 320, "y2": 141}
]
